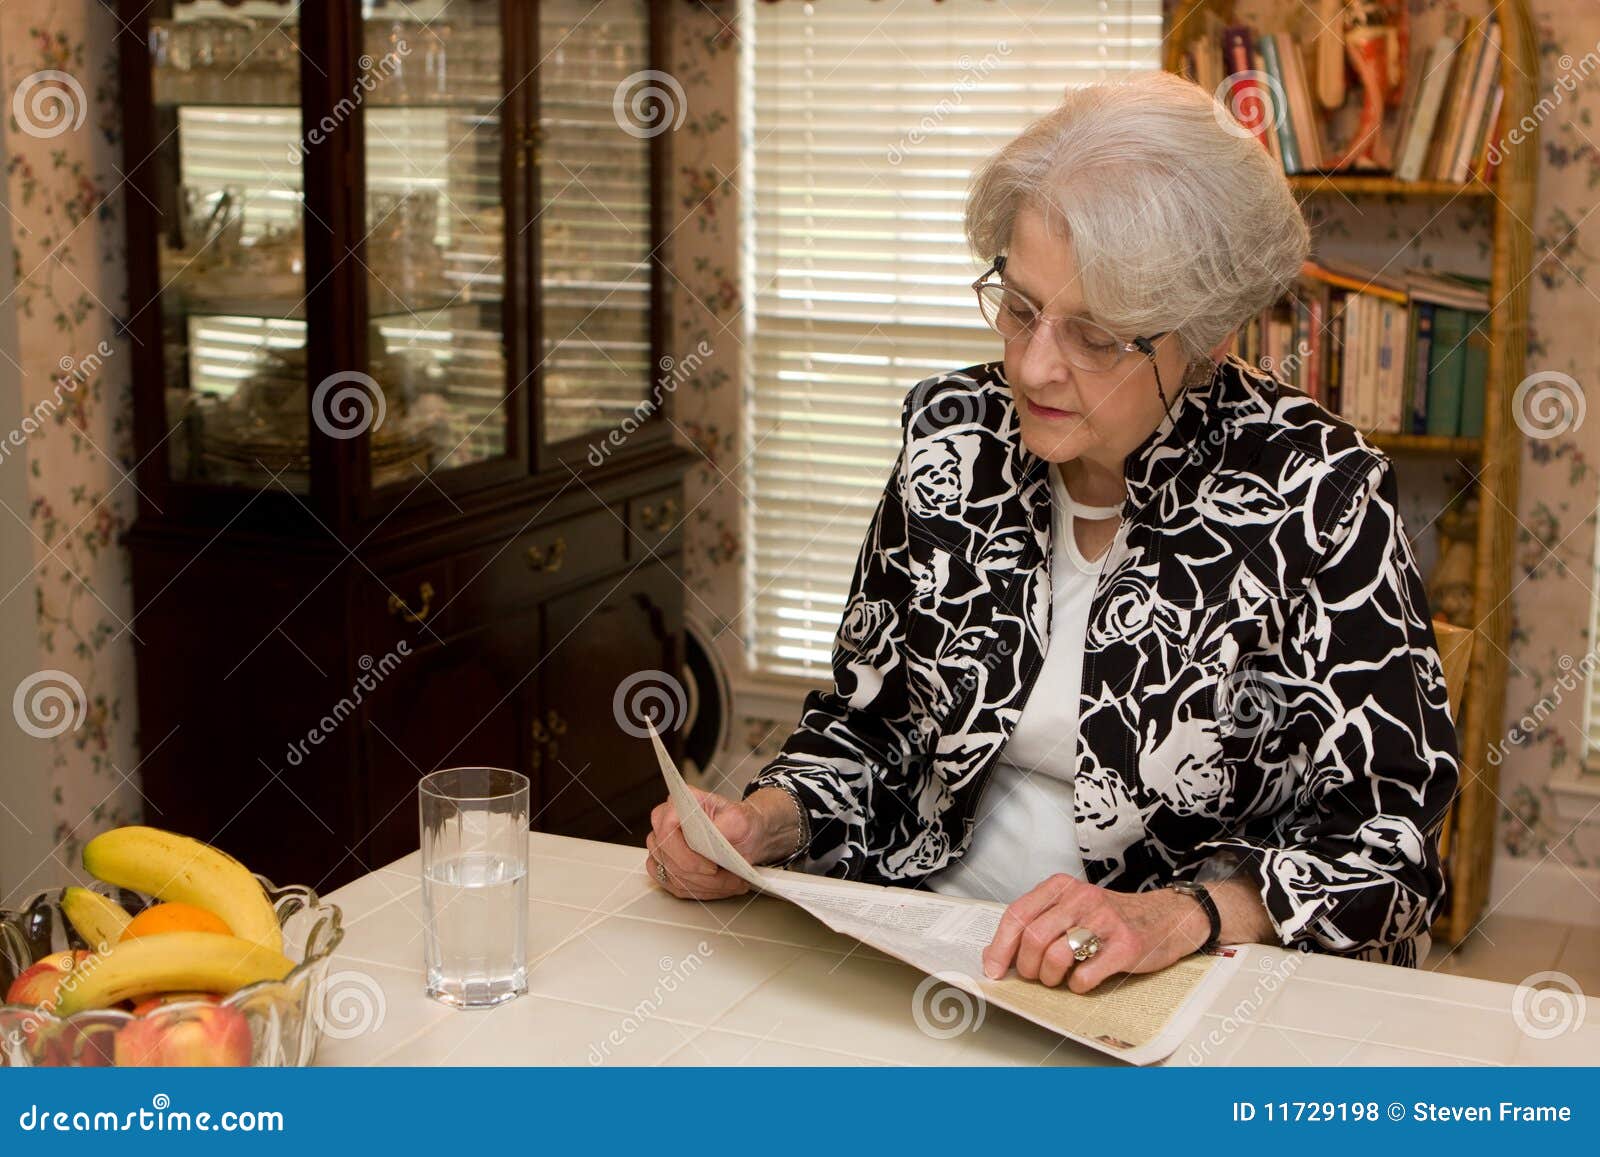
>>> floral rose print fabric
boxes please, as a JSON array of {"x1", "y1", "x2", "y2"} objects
[{"x1": 746, "y1": 357, "x2": 1460, "y2": 966}]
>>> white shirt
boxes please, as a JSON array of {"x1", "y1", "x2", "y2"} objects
[{"x1": 925, "y1": 466, "x2": 1121, "y2": 904}]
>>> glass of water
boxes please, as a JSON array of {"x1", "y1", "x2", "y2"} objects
[{"x1": 418, "y1": 767, "x2": 529, "y2": 1009}]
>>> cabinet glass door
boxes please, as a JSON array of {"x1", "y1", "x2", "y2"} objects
[
  {"x1": 359, "y1": 0, "x2": 510, "y2": 489},
  {"x1": 536, "y1": 0, "x2": 657, "y2": 454},
  {"x1": 149, "y1": 0, "x2": 310, "y2": 491}
]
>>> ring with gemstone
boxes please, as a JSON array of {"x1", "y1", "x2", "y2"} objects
[
  {"x1": 653, "y1": 859, "x2": 668, "y2": 886},
  {"x1": 1064, "y1": 925, "x2": 1101, "y2": 962}
]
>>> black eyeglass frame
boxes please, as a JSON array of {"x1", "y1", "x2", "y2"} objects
[
  {"x1": 972, "y1": 254, "x2": 1183, "y2": 419},
  {"x1": 971, "y1": 254, "x2": 1172, "y2": 362}
]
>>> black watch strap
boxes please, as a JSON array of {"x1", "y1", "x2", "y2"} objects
[{"x1": 1174, "y1": 881, "x2": 1222, "y2": 954}]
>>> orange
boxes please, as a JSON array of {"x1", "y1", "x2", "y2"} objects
[{"x1": 120, "y1": 902, "x2": 232, "y2": 941}]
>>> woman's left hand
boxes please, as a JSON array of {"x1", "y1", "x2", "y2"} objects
[{"x1": 981, "y1": 874, "x2": 1210, "y2": 993}]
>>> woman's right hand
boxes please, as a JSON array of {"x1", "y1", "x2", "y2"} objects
[{"x1": 645, "y1": 785, "x2": 801, "y2": 901}]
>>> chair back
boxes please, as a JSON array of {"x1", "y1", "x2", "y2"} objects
[
  {"x1": 1431, "y1": 617, "x2": 1475, "y2": 723},
  {"x1": 1430, "y1": 617, "x2": 1476, "y2": 872}
]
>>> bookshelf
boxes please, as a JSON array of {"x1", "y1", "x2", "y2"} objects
[
  {"x1": 1288, "y1": 175, "x2": 1495, "y2": 198},
  {"x1": 1165, "y1": 0, "x2": 1540, "y2": 944}
]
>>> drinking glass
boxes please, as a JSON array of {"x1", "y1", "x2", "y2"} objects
[{"x1": 418, "y1": 767, "x2": 529, "y2": 1009}]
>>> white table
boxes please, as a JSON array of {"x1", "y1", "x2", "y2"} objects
[{"x1": 318, "y1": 833, "x2": 1597, "y2": 1066}]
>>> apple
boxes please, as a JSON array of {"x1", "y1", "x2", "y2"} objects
[
  {"x1": 27, "y1": 1019, "x2": 117, "y2": 1067},
  {"x1": 114, "y1": 1004, "x2": 252, "y2": 1067},
  {"x1": 5, "y1": 950, "x2": 92, "y2": 1012}
]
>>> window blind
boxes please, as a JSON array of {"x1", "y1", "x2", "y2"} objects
[{"x1": 744, "y1": 0, "x2": 1163, "y2": 678}]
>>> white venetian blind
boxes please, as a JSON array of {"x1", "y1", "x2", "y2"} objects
[{"x1": 744, "y1": 0, "x2": 1163, "y2": 678}]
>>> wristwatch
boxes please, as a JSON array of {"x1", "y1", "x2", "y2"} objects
[{"x1": 1171, "y1": 880, "x2": 1222, "y2": 955}]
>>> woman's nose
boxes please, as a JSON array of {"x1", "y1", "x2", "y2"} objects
[{"x1": 1013, "y1": 321, "x2": 1074, "y2": 390}]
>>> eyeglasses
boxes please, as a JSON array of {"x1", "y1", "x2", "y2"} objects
[{"x1": 971, "y1": 255, "x2": 1167, "y2": 374}]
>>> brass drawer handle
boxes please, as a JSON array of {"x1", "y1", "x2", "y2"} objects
[
  {"x1": 547, "y1": 709, "x2": 567, "y2": 736},
  {"x1": 386, "y1": 580, "x2": 434, "y2": 623},
  {"x1": 525, "y1": 536, "x2": 567, "y2": 573},
  {"x1": 531, "y1": 719, "x2": 550, "y2": 743},
  {"x1": 640, "y1": 498, "x2": 679, "y2": 534}
]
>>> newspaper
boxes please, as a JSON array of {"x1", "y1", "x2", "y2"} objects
[{"x1": 650, "y1": 728, "x2": 1241, "y2": 1065}]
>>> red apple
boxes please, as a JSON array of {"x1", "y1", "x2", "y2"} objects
[
  {"x1": 114, "y1": 1004, "x2": 252, "y2": 1067},
  {"x1": 28, "y1": 1019, "x2": 118, "y2": 1067},
  {"x1": 5, "y1": 950, "x2": 92, "y2": 1012}
]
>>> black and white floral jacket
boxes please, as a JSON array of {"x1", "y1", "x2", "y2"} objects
[{"x1": 745, "y1": 356, "x2": 1460, "y2": 966}]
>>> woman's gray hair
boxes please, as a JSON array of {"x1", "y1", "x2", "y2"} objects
[{"x1": 964, "y1": 70, "x2": 1311, "y2": 364}]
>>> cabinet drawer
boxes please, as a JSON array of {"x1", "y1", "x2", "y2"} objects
[
  {"x1": 626, "y1": 486, "x2": 683, "y2": 558},
  {"x1": 456, "y1": 508, "x2": 626, "y2": 622}
]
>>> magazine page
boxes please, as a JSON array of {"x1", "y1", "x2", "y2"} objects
[{"x1": 647, "y1": 727, "x2": 1238, "y2": 1065}]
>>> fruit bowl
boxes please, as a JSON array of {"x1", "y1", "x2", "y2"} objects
[{"x1": 0, "y1": 877, "x2": 344, "y2": 1067}]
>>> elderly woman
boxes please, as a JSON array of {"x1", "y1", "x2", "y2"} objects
[{"x1": 646, "y1": 71, "x2": 1460, "y2": 992}]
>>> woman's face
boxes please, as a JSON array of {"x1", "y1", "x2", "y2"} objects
[{"x1": 999, "y1": 206, "x2": 1195, "y2": 468}]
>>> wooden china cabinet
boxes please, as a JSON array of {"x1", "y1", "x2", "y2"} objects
[{"x1": 117, "y1": 0, "x2": 689, "y2": 890}]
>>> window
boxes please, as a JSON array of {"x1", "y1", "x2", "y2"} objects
[{"x1": 743, "y1": 0, "x2": 1163, "y2": 678}]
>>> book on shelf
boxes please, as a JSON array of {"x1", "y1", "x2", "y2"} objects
[
  {"x1": 1255, "y1": 33, "x2": 1302, "y2": 172},
  {"x1": 1228, "y1": 259, "x2": 1489, "y2": 438},
  {"x1": 1277, "y1": 33, "x2": 1324, "y2": 171},
  {"x1": 1184, "y1": 13, "x2": 1502, "y2": 185},
  {"x1": 1220, "y1": 24, "x2": 1273, "y2": 152},
  {"x1": 1395, "y1": 35, "x2": 1460, "y2": 181}
]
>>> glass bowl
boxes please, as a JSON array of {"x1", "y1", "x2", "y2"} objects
[{"x1": 0, "y1": 877, "x2": 344, "y2": 1067}]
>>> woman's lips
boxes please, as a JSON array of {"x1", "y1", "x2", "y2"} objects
[{"x1": 1026, "y1": 399, "x2": 1080, "y2": 420}]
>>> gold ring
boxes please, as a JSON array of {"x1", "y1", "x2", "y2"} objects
[{"x1": 1065, "y1": 925, "x2": 1101, "y2": 962}]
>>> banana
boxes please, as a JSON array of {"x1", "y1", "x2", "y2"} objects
[
  {"x1": 60, "y1": 887, "x2": 132, "y2": 950},
  {"x1": 52, "y1": 931, "x2": 294, "y2": 1016},
  {"x1": 82, "y1": 827, "x2": 282, "y2": 954}
]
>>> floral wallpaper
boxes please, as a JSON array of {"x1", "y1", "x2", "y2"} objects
[
  {"x1": 1491, "y1": 1, "x2": 1600, "y2": 872},
  {"x1": 3, "y1": 0, "x2": 1596, "y2": 895},
  {"x1": 2, "y1": 2, "x2": 140, "y2": 872}
]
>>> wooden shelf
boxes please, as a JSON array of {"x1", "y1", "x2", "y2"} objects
[
  {"x1": 1166, "y1": 0, "x2": 1540, "y2": 946},
  {"x1": 1368, "y1": 432, "x2": 1483, "y2": 458},
  {"x1": 1287, "y1": 175, "x2": 1495, "y2": 198}
]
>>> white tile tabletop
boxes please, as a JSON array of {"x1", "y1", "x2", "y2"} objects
[{"x1": 317, "y1": 833, "x2": 1598, "y2": 1066}]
